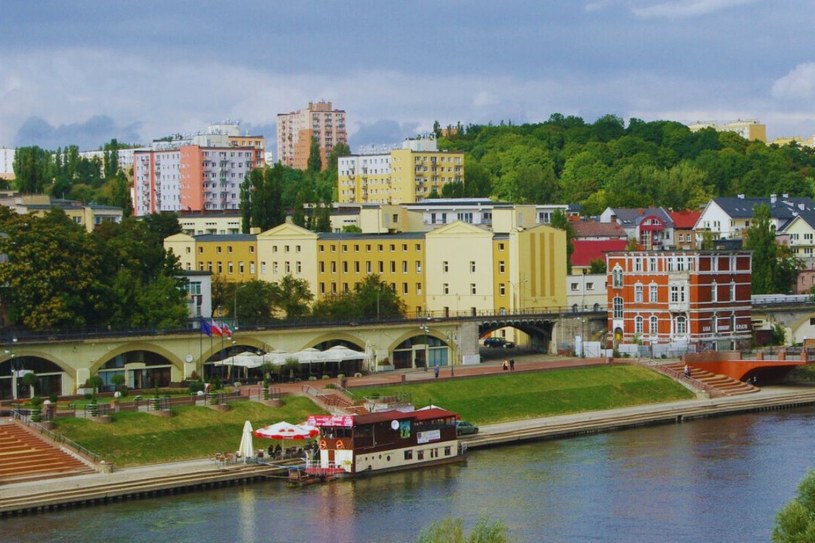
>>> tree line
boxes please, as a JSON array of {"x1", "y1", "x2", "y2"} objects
[{"x1": 434, "y1": 115, "x2": 815, "y2": 215}]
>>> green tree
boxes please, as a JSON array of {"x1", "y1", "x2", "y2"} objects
[
  {"x1": 243, "y1": 165, "x2": 286, "y2": 232},
  {"x1": 773, "y1": 470, "x2": 815, "y2": 542},
  {"x1": 0, "y1": 208, "x2": 105, "y2": 330},
  {"x1": 745, "y1": 204, "x2": 801, "y2": 294},
  {"x1": 270, "y1": 274, "x2": 313, "y2": 320},
  {"x1": 550, "y1": 209, "x2": 575, "y2": 274},
  {"x1": 311, "y1": 274, "x2": 405, "y2": 321},
  {"x1": 230, "y1": 280, "x2": 276, "y2": 325},
  {"x1": 13, "y1": 146, "x2": 54, "y2": 193},
  {"x1": 307, "y1": 137, "x2": 322, "y2": 173}
]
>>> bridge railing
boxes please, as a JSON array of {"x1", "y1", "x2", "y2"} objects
[{"x1": 0, "y1": 306, "x2": 610, "y2": 344}]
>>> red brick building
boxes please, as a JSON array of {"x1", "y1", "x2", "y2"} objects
[{"x1": 607, "y1": 250, "x2": 752, "y2": 352}]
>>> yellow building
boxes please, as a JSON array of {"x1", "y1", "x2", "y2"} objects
[
  {"x1": 164, "y1": 218, "x2": 567, "y2": 324},
  {"x1": 315, "y1": 232, "x2": 426, "y2": 316},
  {"x1": 164, "y1": 233, "x2": 257, "y2": 282},
  {"x1": 256, "y1": 223, "x2": 319, "y2": 289},
  {"x1": 688, "y1": 119, "x2": 767, "y2": 143},
  {"x1": 338, "y1": 136, "x2": 464, "y2": 205}
]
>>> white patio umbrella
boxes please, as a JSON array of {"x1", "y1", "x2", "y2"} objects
[{"x1": 237, "y1": 420, "x2": 254, "y2": 462}]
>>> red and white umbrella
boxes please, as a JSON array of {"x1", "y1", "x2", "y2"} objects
[{"x1": 253, "y1": 421, "x2": 319, "y2": 441}]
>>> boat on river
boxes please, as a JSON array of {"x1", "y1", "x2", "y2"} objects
[{"x1": 297, "y1": 407, "x2": 467, "y2": 480}]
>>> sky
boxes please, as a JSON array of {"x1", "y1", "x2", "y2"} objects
[{"x1": 2, "y1": 0, "x2": 815, "y2": 154}]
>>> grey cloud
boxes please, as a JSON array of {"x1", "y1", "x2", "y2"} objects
[
  {"x1": 349, "y1": 120, "x2": 422, "y2": 151},
  {"x1": 13, "y1": 115, "x2": 142, "y2": 151}
]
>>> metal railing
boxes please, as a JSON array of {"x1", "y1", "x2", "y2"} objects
[{"x1": 11, "y1": 410, "x2": 102, "y2": 464}]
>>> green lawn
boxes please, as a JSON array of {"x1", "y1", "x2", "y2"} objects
[
  {"x1": 53, "y1": 396, "x2": 324, "y2": 467},
  {"x1": 52, "y1": 365, "x2": 694, "y2": 467},
  {"x1": 350, "y1": 365, "x2": 695, "y2": 424}
]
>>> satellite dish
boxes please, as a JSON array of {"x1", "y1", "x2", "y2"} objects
[{"x1": 391, "y1": 420, "x2": 399, "y2": 430}]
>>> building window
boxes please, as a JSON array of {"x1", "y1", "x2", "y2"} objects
[
  {"x1": 443, "y1": 283, "x2": 449, "y2": 294},
  {"x1": 470, "y1": 261, "x2": 476, "y2": 273},
  {"x1": 499, "y1": 261, "x2": 505, "y2": 273},
  {"x1": 635, "y1": 316, "x2": 644, "y2": 335},
  {"x1": 675, "y1": 315, "x2": 687, "y2": 336},
  {"x1": 649, "y1": 284, "x2": 658, "y2": 302},
  {"x1": 499, "y1": 283, "x2": 506, "y2": 296},
  {"x1": 634, "y1": 284, "x2": 643, "y2": 303},
  {"x1": 649, "y1": 316, "x2": 658, "y2": 336},
  {"x1": 443, "y1": 261, "x2": 449, "y2": 273},
  {"x1": 470, "y1": 283, "x2": 476, "y2": 295},
  {"x1": 613, "y1": 296, "x2": 623, "y2": 318},
  {"x1": 649, "y1": 257, "x2": 657, "y2": 272}
]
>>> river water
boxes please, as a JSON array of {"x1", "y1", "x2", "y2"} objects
[{"x1": 6, "y1": 406, "x2": 815, "y2": 543}]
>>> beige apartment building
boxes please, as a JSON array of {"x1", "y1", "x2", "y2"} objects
[
  {"x1": 338, "y1": 136, "x2": 464, "y2": 205},
  {"x1": 277, "y1": 101, "x2": 347, "y2": 170}
]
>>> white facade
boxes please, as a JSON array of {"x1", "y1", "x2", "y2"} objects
[
  {"x1": 0, "y1": 148, "x2": 15, "y2": 178},
  {"x1": 132, "y1": 149, "x2": 183, "y2": 216}
]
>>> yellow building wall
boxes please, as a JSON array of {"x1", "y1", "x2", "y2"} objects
[
  {"x1": 164, "y1": 233, "x2": 198, "y2": 272},
  {"x1": 194, "y1": 238, "x2": 257, "y2": 283},
  {"x1": 509, "y1": 225, "x2": 566, "y2": 311},
  {"x1": 315, "y1": 236, "x2": 426, "y2": 316},
  {"x1": 425, "y1": 222, "x2": 494, "y2": 317},
  {"x1": 256, "y1": 223, "x2": 319, "y2": 292},
  {"x1": 492, "y1": 237, "x2": 512, "y2": 313}
]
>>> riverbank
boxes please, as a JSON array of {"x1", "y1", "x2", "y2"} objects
[{"x1": 4, "y1": 379, "x2": 815, "y2": 516}]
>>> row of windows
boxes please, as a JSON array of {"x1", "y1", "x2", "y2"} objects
[
  {"x1": 195, "y1": 245, "x2": 256, "y2": 254},
  {"x1": 319, "y1": 282, "x2": 421, "y2": 295},
  {"x1": 319, "y1": 243, "x2": 423, "y2": 253},
  {"x1": 199, "y1": 261, "x2": 256, "y2": 275},
  {"x1": 319, "y1": 261, "x2": 423, "y2": 274}
]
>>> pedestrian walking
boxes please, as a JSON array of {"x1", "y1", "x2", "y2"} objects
[
  {"x1": 502, "y1": 360, "x2": 509, "y2": 371},
  {"x1": 509, "y1": 359, "x2": 515, "y2": 371},
  {"x1": 434, "y1": 365, "x2": 440, "y2": 379}
]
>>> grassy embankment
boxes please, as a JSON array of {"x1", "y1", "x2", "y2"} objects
[
  {"x1": 53, "y1": 365, "x2": 693, "y2": 466},
  {"x1": 349, "y1": 364, "x2": 695, "y2": 424},
  {"x1": 53, "y1": 396, "x2": 322, "y2": 467}
]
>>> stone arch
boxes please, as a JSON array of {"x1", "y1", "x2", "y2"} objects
[
  {"x1": 92, "y1": 342, "x2": 186, "y2": 374},
  {"x1": 0, "y1": 350, "x2": 77, "y2": 380},
  {"x1": 387, "y1": 328, "x2": 447, "y2": 353},
  {"x1": 300, "y1": 332, "x2": 367, "y2": 352}
]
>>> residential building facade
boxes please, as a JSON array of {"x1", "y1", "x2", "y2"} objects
[
  {"x1": 338, "y1": 136, "x2": 464, "y2": 205},
  {"x1": 694, "y1": 195, "x2": 815, "y2": 243},
  {"x1": 606, "y1": 250, "x2": 752, "y2": 352},
  {"x1": 164, "y1": 221, "x2": 567, "y2": 322},
  {"x1": 599, "y1": 207, "x2": 674, "y2": 249},
  {"x1": 276, "y1": 101, "x2": 347, "y2": 170}
]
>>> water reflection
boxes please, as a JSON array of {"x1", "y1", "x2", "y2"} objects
[{"x1": 4, "y1": 408, "x2": 815, "y2": 542}]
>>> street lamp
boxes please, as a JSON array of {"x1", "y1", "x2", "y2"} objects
[
  {"x1": 6, "y1": 337, "x2": 18, "y2": 400},
  {"x1": 420, "y1": 320, "x2": 430, "y2": 371}
]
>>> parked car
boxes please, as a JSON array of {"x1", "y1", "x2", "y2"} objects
[
  {"x1": 483, "y1": 337, "x2": 515, "y2": 348},
  {"x1": 456, "y1": 420, "x2": 479, "y2": 436}
]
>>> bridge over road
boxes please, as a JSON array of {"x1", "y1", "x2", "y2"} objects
[{"x1": 0, "y1": 310, "x2": 609, "y2": 400}]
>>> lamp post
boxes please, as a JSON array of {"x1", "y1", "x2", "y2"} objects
[
  {"x1": 420, "y1": 320, "x2": 430, "y2": 371},
  {"x1": 6, "y1": 337, "x2": 18, "y2": 400}
]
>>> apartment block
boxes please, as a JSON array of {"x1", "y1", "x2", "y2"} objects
[
  {"x1": 338, "y1": 136, "x2": 464, "y2": 205},
  {"x1": 132, "y1": 123, "x2": 263, "y2": 217},
  {"x1": 277, "y1": 101, "x2": 347, "y2": 170},
  {"x1": 607, "y1": 250, "x2": 752, "y2": 351}
]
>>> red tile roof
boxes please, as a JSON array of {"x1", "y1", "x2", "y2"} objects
[
  {"x1": 571, "y1": 239, "x2": 628, "y2": 267},
  {"x1": 572, "y1": 220, "x2": 627, "y2": 239},
  {"x1": 668, "y1": 209, "x2": 701, "y2": 229}
]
